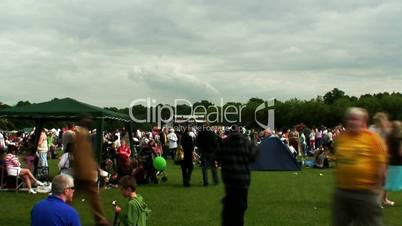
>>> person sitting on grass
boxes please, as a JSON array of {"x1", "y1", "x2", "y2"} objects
[
  {"x1": 314, "y1": 147, "x2": 329, "y2": 169},
  {"x1": 115, "y1": 175, "x2": 151, "y2": 226}
]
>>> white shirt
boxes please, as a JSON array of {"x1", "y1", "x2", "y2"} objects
[
  {"x1": 37, "y1": 133, "x2": 48, "y2": 152},
  {"x1": 113, "y1": 140, "x2": 121, "y2": 149},
  {"x1": 136, "y1": 130, "x2": 142, "y2": 139},
  {"x1": 189, "y1": 131, "x2": 196, "y2": 140},
  {"x1": 288, "y1": 145, "x2": 297, "y2": 155},
  {"x1": 167, "y1": 132, "x2": 178, "y2": 149},
  {"x1": 309, "y1": 132, "x2": 315, "y2": 141},
  {"x1": 62, "y1": 130, "x2": 75, "y2": 151},
  {"x1": 369, "y1": 125, "x2": 387, "y2": 140},
  {"x1": 300, "y1": 133, "x2": 307, "y2": 145},
  {"x1": 326, "y1": 132, "x2": 333, "y2": 142},
  {"x1": 58, "y1": 152, "x2": 74, "y2": 176},
  {"x1": 58, "y1": 152, "x2": 72, "y2": 169},
  {"x1": 0, "y1": 133, "x2": 5, "y2": 149}
]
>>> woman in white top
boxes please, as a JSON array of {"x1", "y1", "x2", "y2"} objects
[
  {"x1": 167, "y1": 128, "x2": 178, "y2": 159},
  {"x1": 37, "y1": 128, "x2": 49, "y2": 168}
]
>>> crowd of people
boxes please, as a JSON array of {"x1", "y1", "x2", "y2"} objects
[{"x1": 1, "y1": 106, "x2": 402, "y2": 226}]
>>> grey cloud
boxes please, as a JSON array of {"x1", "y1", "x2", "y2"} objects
[
  {"x1": 1, "y1": 0, "x2": 402, "y2": 107},
  {"x1": 127, "y1": 62, "x2": 219, "y2": 103}
]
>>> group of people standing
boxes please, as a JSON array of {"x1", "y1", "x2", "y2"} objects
[{"x1": 4, "y1": 106, "x2": 402, "y2": 226}]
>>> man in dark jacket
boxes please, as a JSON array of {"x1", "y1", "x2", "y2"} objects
[
  {"x1": 180, "y1": 126, "x2": 195, "y2": 187},
  {"x1": 196, "y1": 124, "x2": 219, "y2": 186},
  {"x1": 216, "y1": 125, "x2": 258, "y2": 226}
]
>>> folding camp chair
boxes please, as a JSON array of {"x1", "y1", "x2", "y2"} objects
[{"x1": 0, "y1": 164, "x2": 24, "y2": 192}]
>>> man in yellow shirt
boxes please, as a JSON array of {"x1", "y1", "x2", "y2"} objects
[{"x1": 332, "y1": 107, "x2": 387, "y2": 226}]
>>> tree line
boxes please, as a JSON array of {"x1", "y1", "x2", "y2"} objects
[{"x1": 1, "y1": 88, "x2": 402, "y2": 131}]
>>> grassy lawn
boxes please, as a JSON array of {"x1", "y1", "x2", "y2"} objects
[{"x1": 1, "y1": 159, "x2": 402, "y2": 226}]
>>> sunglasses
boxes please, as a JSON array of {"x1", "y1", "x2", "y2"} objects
[{"x1": 66, "y1": 186, "x2": 76, "y2": 190}]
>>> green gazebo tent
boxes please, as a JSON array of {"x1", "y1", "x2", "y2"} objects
[{"x1": 0, "y1": 97, "x2": 134, "y2": 163}]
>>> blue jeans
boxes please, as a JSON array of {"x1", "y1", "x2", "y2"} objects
[
  {"x1": 302, "y1": 143, "x2": 308, "y2": 156},
  {"x1": 37, "y1": 152, "x2": 48, "y2": 167},
  {"x1": 201, "y1": 153, "x2": 219, "y2": 186}
]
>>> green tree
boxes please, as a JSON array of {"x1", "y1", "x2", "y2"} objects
[{"x1": 323, "y1": 88, "x2": 346, "y2": 105}]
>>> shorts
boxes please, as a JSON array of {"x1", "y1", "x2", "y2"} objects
[
  {"x1": 332, "y1": 188, "x2": 383, "y2": 226},
  {"x1": 7, "y1": 167, "x2": 21, "y2": 176}
]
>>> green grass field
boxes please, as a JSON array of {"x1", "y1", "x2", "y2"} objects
[{"x1": 1, "y1": 160, "x2": 401, "y2": 226}]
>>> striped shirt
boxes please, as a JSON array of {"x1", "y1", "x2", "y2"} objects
[{"x1": 5, "y1": 153, "x2": 21, "y2": 169}]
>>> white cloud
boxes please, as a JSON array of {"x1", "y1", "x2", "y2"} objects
[{"x1": 1, "y1": 0, "x2": 402, "y2": 107}]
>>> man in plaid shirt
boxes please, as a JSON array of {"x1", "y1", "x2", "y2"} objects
[{"x1": 216, "y1": 125, "x2": 258, "y2": 226}]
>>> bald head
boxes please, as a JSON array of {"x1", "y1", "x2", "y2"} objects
[
  {"x1": 263, "y1": 129, "x2": 272, "y2": 137},
  {"x1": 51, "y1": 175, "x2": 74, "y2": 196},
  {"x1": 344, "y1": 107, "x2": 368, "y2": 133}
]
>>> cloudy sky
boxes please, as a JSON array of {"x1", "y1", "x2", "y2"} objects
[{"x1": 1, "y1": 0, "x2": 402, "y2": 107}]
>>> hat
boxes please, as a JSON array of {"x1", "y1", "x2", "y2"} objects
[{"x1": 169, "y1": 128, "x2": 174, "y2": 133}]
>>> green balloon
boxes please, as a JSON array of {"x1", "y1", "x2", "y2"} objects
[{"x1": 153, "y1": 156, "x2": 167, "y2": 171}]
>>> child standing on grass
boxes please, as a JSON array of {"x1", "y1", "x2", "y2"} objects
[{"x1": 115, "y1": 175, "x2": 150, "y2": 226}]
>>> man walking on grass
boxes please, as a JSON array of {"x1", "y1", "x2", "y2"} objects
[
  {"x1": 216, "y1": 125, "x2": 258, "y2": 226},
  {"x1": 196, "y1": 123, "x2": 219, "y2": 186},
  {"x1": 332, "y1": 107, "x2": 387, "y2": 226},
  {"x1": 73, "y1": 116, "x2": 110, "y2": 226}
]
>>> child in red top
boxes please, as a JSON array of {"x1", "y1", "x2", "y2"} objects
[{"x1": 117, "y1": 140, "x2": 131, "y2": 160}]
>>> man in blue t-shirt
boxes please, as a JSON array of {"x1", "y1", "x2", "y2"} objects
[{"x1": 31, "y1": 175, "x2": 81, "y2": 226}]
